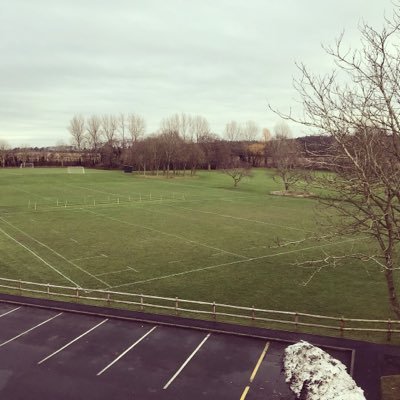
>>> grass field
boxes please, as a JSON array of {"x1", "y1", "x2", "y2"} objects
[{"x1": 0, "y1": 167, "x2": 395, "y2": 323}]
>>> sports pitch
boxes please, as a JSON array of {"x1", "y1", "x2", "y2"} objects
[{"x1": 0, "y1": 168, "x2": 393, "y2": 321}]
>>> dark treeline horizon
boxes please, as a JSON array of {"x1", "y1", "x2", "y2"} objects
[{"x1": 0, "y1": 113, "x2": 332, "y2": 172}]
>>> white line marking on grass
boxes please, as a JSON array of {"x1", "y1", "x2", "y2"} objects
[
  {"x1": 163, "y1": 333, "x2": 211, "y2": 390},
  {"x1": 38, "y1": 318, "x2": 108, "y2": 364},
  {"x1": 82, "y1": 209, "x2": 248, "y2": 260},
  {"x1": 1, "y1": 197, "x2": 186, "y2": 216},
  {"x1": 97, "y1": 326, "x2": 157, "y2": 376},
  {"x1": 67, "y1": 184, "x2": 127, "y2": 198},
  {"x1": 0, "y1": 313, "x2": 62, "y2": 349},
  {"x1": 70, "y1": 238, "x2": 78, "y2": 243},
  {"x1": 171, "y1": 205, "x2": 312, "y2": 233},
  {"x1": 71, "y1": 254, "x2": 107, "y2": 262},
  {"x1": 0, "y1": 217, "x2": 111, "y2": 288},
  {"x1": 168, "y1": 260, "x2": 182, "y2": 264},
  {"x1": 0, "y1": 226, "x2": 80, "y2": 287},
  {"x1": 0, "y1": 307, "x2": 21, "y2": 318},
  {"x1": 109, "y1": 237, "x2": 367, "y2": 290},
  {"x1": 94, "y1": 267, "x2": 137, "y2": 277},
  {"x1": 11, "y1": 186, "x2": 50, "y2": 201}
]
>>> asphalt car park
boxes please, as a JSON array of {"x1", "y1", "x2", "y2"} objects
[{"x1": 0, "y1": 301, "x2": 354, "y2": 400}]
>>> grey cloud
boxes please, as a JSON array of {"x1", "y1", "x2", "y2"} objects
[{"x1": 0, "y1": 0, "x2": 394, "y2": 146}]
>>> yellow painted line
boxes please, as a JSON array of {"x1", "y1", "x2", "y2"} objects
[
  {"x1": 239, "y1": 386, "x2": 250, "y2": 400},
  {"x1": 249, "y1": 342, "x2": 270, "y2": 383}
]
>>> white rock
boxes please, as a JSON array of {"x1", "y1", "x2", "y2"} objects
[{"x1": 283, "y1": 341, "x2": 365, "y2": 400}]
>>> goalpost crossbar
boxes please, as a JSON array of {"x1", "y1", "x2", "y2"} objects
[{"x1": 67, "y1": 166, "x2": 85, "y2": 174}]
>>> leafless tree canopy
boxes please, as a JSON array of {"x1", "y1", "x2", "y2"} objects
[
  {"x1": 268, "y1": 122, "x2": 304, "y2": 191},
  {"x1": 0, "y1": 139, "x2": 10, "y2": 167},
  {"x1": 273, "y1": 9, "x2": 400, "y2": 317},
  {"x1": 222, "y1": 159, "x2": 252, "y2": 187},
  {"x1": 127, "y1": 114, "x2": 146, "y2": 143},
  {"x1": 101, "y1": 115, "x2": 117, "y2": 145},
  {"x1": 68, "y1": 115, "x2": 86, "y2": 150}
]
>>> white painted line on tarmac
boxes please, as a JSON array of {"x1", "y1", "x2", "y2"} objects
[
  {"x1": 38, "y1": 318, "x2": 108, "y2": 365},
  {"x1": 0, "y1": 307, "x2": 21, "y2": 318},
  {"x1": 0, "y1": 313, "x2": 62, "y2": 349},
  {"x1": 163, "y1": 333, "x2": 211, "y2": 390},
  {"x1": 97, "y1": 326, "x2": 157, "y2": 376}
]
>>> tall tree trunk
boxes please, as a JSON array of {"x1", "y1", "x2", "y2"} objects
[{"x1": 385, "y1": 255, "x2": 400, "y2": 319}]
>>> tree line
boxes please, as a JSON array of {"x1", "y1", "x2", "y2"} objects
[{"x1": 67, "y1": 113, "x2": 282, "y2": 174}]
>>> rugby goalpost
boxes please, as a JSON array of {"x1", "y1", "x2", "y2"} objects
[
  {"x1": 20, "y1": 162, "x2": 34, "y2": 168},
  {"x1": 67, "y1": 166, "x2": 85, "y2": 174}
]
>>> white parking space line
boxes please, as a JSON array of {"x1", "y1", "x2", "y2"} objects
[
  {"x1": 0, "y1": 307, "x2": 21, "y2": 318},
  {"x1": 97, "y1": 325, "x2": 157, "y2": 376},
  {"x1": 163, "y1": 333, "x2": 211, "y2": 390},
  {"x1": 0, "y1": 313, "x2": 62, "y2": 349},
  {"x1": 38, "y1": 319, "x2": 108, "y2": 365}
]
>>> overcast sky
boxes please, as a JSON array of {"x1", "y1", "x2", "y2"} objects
[{"x1": 0, "y1": 0, "x2": 394, "y2": 147}]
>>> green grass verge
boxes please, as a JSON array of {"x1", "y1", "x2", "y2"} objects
[
  {"x1": 0, "y1": 167, "x2": 399, "y2": 343},
  {"x1": 381, "y1": 375, "x2": 400, "y2": 400}
]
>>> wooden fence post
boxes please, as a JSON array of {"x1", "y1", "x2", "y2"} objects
[
  {"x1": 212, "y1": 302, "x2": 216, "y2": 320},
  {"x1": 140, "y1": 294, "x2": 144, "y2": 311},
  {"x1": 387, "y1": 319, "x2": 392, "y2": 341},
  {"x1": 175, "y1": 297, "x2": 179, "y2": 315},
  {"x1": 340, "y1": 316, "x2": 345, "y2": 337},
  {"x1": 294, "y1": 313, "x2": 299, "y2": 330}
]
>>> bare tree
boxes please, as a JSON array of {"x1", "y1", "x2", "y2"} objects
[
  {"x1": 86, "y1": 115, "x2": 102, "y2": 165},
  {"x1": 274, "y1": 120, "x2": 292, "y2": 139},
  {"x1": 272, "y1": 8, "x2": 400, "y2": 318},
  {"x1": 197, "y1": 132, "x2": 218, "y2": 170},
  {"x1": 0, "y1": 139, "x2": 10, "y2": 167},
  {"x1": 269, "y1": 122, "x2": 304, "y2": 191},
  {"x1": 160, "y1": 115, "x2": 180, "y2": 138},
  {"x1": 222, "y1": 160, "x2": 252, "y2": 187},
  {"x1": 101, "y1": 115, "x2": 117, "y2": 145},
  {"x1": 117, "y1": 114, "x2": 127, "y2": 148},
  {"x1": 262, "y1": 127, "x2": 272, "y2": 142},
  {"x1": 224, "y1": 120, "x2": 242, "y2": 141},
  {"x1": 68, "y1": 115, "x2": 86, "y2": 150},
  {"x1": 190, "y1": 115, "x2": 210, "y2": 143},
  {"x1": 242, "y1": 120, "x2": 259, "y2": 141},
  {"x1": 100, "y1": 115, "x2": 118, "y2": 167},
  {"x1": 127, "y1": 114, "x2": 146, "y2": 143}
]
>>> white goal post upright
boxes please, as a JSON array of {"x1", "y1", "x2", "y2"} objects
[
  {"x1": 20, "y1": 162, "x2": 34, "y2": 168},
  {"x1": 67, "y1": 166, "x2": 85, "y2": 174}
]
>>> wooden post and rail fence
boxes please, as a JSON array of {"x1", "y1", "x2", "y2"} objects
[{"x1": 0, "y1": 277, "x2": 399, "y2": 341}]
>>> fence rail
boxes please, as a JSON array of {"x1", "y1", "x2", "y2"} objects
[{"x1": 0, "y1": 277, "x2": 399, "y2": 340}]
